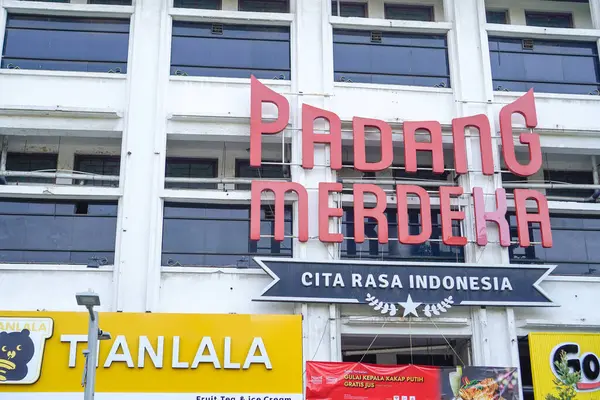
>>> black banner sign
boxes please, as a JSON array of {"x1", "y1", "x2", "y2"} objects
[{"x1": 253, "y1": 258, "x2": 556, "y2": 312}]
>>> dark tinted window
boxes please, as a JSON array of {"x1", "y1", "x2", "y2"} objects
[
  {"x1": 508, "y1": 214, "x2": 600, "y2": 276},
  {"x1": 331, "y1": 2, "x2": 368, "y2": 17},
  {"x1": 525, "y1": 11, "x2": 573, "y2": 28},
  {"x1": 0, "y1": 199, "x2": 118, "y2": 265},
  {"x1": 396, "y1": 354, "x2": 455, "y2": 366},
  {"x1": 333, "y1": 29, "x2": 450, "y2": 87},
  {"x1": 501, "y1": 171, "x2": 528, "y2": 194},
  {"x1": 2, "y1": 15, "x2": 130, "y2": 73},
  {"x1": 544, "y1": 169, "x2": 594, "y2": 198},
  {"x1": 343, "y1": 354, "x2": 377, "y2": 363},
  {"x1": 174, "y1": 0, "x2": 221, "y2": 9},
  {"x1": 74, "y1": 155, "x2": 120, "y2": 187},
  {"x1": 489, "y1": 37, "x2": 600, "y2": 95},
  {"x1": 171, "y1": 22, "x2": 290, "y2": 80},
  {"x1": 165, "y1": 158, "x2": 218, "y2": 189},
  {"x1": 486, "y1": 10, "x2": 508, "y2": 24},
  {"x1": 238, "y1": 0, "x2": 288, "y2": 12},
  {"x1": 342, "y1": 208, "x2": 464, "y2": 262},
  {"x1": 162, "y1": 203, "x2": 292, "y2": 267},
  {"x1": 5, "y1": 153, "x2": 58, "y2": 184},
  {"x1": 88, "y1": 0, "x2": 132, "y2": 4},
  {"x1": 384, "y1": 4, "x2": 433, "y2": 21},
  {"x1": 235, "y1": 159, "x2": 286, "y2": 190},
  {"x1": 393, "y1": 167, "x2": 449, "y2": 191}
]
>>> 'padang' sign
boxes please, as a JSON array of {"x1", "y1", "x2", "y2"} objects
[{"x1": 253, "y1": 258, "x2": 556, "y2": 317}]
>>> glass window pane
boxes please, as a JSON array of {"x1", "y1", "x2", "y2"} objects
[
  {"x1": 486, "y1": 10, "x2": 508, "y2": 24},
  {"x1": 235, "y1": 159, "x2": 286, "y2": 190},
  {"x1": 544, "y1": 170, "x2": 594, "y2": 198},
  {"x1": 238, "y1": 0, "x2": 288, "y2": 12},
  {"x1": 333, "y1": 29, "x2": 450, "y2": 87},
  {"x1": 0, "y1": 199, "x2": 117, "y2": 265},
  {"x1": 384, "y1": 4, "x2": 433, "y2": 21},
  {"x1": 508, "y1": 214, "x2": 600, "y2": 276},
  {"x1": 341, "y1": 208, "x2": 464, "y2": 262},
  {"x1": 165, "y1": 158, "x2": 218, "y2": 189},
  {"x1": 5, "y1": 153, "x2": 58, "y2": 184},
  {"x1": 331, "y1": 2, "x2": 367, "y2": 17},
  {"x1": 161, "y1": 203, "x2": 292, "y2": 267},
  {"x1": 525, "y1": 11, "x2": 573, "y2": 28},
  {"x1": 171, "y1": 22, "x2": 290, "y2": 79},
  {"x1": 489, "y1": 37, "x2": 600, "y2": 95},
  {"x1": 88, "y1": 0, "x2": 132, "y2": 4},
  {"x1": 173, "y1": 0, "x2": 221, "y2": 9},
  {"x1": 2, "y1": 15, "x2": 130, "y2": 73},
  {"x1": 74, "y1": 155, "x2": 120, "y2": 187}
]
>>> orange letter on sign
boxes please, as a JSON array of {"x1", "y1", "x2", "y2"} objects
[
  {"x1": 302, "y1": 104, "x2": 342, "y2": 170},
  {"x1": 396, "y1": 185, "x2": 432, "y2": 245},
  {"x1": 404, "y1": 121, "x2": 445, "y2": 174},
  {"x1": 439, "y1": 186, "x2": 467, "y2": 246},
  {"x1": 250, "y1": 75, "x2": 290, "y2": 167},
  {"x1": 354, "y1": 184, "x2": 388, "y2": 244},
  {"x1": 319, "y1": 182, "x2": 343, "y2": 243},
  {"x1": 499, "y1": 89, "x2": 542, "y2": 177},
  {"x1": 353, "y1": 117, "x2": 393, "y2": 172},
  {"x1": 513, "y1": 189, "x2": 553, "y2": 248},
  {"x1": 473, "y1": 187, "x2": 510, "y2": 247},
  {"x1": 452, "y1": 114, "x2": 495, "y2": 176},
  {"x1": 251, "y1": 181, "x2": 308, "y2": 242}
]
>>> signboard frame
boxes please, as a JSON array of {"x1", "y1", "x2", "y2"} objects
[{"x1": 253, "y1": 257, "x2": 557, "y2": 307}]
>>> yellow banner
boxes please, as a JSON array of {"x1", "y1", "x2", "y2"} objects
[
  {"x1": 529, "y1": 332, "x2": 600, "y2": 400},
  {"x1": 0, "y1": 311, "x2": 302, "y2": 394}
]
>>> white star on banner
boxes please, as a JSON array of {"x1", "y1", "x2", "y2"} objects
[{"x1": 399, "y1": 294, "x2": 422, "y2": 317}]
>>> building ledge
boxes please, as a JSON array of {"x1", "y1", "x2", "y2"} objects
[
  {"x1": 0, "y1": 105, "x2": 122, "y2": 119},
  {"x1": 0, "y1": 264, "x2": 114, "y2": 272}
]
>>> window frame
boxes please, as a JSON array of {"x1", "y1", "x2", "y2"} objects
[
  {"x1": 341, "y1": 206, "x2": 465, "y2": 263},
  {"x1": 332, "y1": 28, "x2": 451, "y2": 87},
  {"x1": 5, "y1": 152, "x2": 58, "y2": 184},
  {"x1": 161, "y1": 202, "x2": 293, "y2": 268},
  {"x1": 173, "y1": 0, "x2": 222, "y2": 9},
  {"x1": 508, "y1": 213, "x2": 600, "y2": 276},
  {"x1": 237, "y1": 0, "x2": 289, "y2": 13},
  {"x1": 488, "y1": 36, "x2": 600, "y2": 95},
  {"x1": 74, "y1": 154, "x2": 121, "y2": 187},
  {"x1": 234, "y1": 159, "x2": 287, "y2": 190},
  {"x1": 170, "y1": 21, "x2": 291, "y2": 80},
  {"x1": 331, "y1": 1, "x2": 368, "y2": 18},
  {"x1": 2, "y1": 14, "x2": 132, "y2": 74},
  {"x1": 165, "y1": 157, "x2": 219, "y2": 189},
  {"x1": 384, "y1": 3, "x2": 435, "y2": 22},
  {"x1": 0, "y1": 198, "x2": 119, "y2": 265},
  {"x1": 486, "y1": 9, "x2": 509, "y2": 24},
  {"x1": 524, "y1": 11, "x2": 574, "y2": 28}
]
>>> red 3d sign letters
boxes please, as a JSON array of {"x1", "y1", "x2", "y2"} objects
[{"x1": 248, "y1": 76, "x2": 553, "y2": 249}]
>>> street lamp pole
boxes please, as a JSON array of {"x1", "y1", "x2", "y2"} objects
[
  {"x1": 76, "y1": 290, "x2": 110, "y2": 400},
  {"x1": 84, "y1": 309, "x2": 99, "y2": 400}
]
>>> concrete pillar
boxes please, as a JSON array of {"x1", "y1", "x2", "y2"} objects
[
  {"x1": 443, "y1": 0, "x2": 520, "y2": 375},
  {"x1": 292, "y1": 0, "x2": 340, "y2": 364},
  {"x1": 115, "y1": 0, "x2": 170, "y2": 311},
  {"x1": 589, "y1": 0, "x2": 600, "y2": 28}
]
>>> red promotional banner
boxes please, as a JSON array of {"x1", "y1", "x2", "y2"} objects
[{"x1": 306, "y1": 361, "x2": 520, "y2": 400}]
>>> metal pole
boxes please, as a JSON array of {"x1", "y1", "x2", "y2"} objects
[{"x1": 84, "y1": 310, "x2": 98, "y2": 400}]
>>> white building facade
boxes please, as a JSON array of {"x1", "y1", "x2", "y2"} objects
[{"x1": 0, "y1": 0, "x2": 600, "y2": 398}]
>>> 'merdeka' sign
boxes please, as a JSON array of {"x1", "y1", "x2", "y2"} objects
[{"x1": 248, "y1": 76, "x2": 553, "y2": 249}]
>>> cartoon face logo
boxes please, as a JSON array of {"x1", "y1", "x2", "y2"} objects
[
  {"x1": 0, "y1": 317, "x2": 53, "y2": 384},
  {"x1": 0, "y1": 329, "x2": 36, "y2": 381}
]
